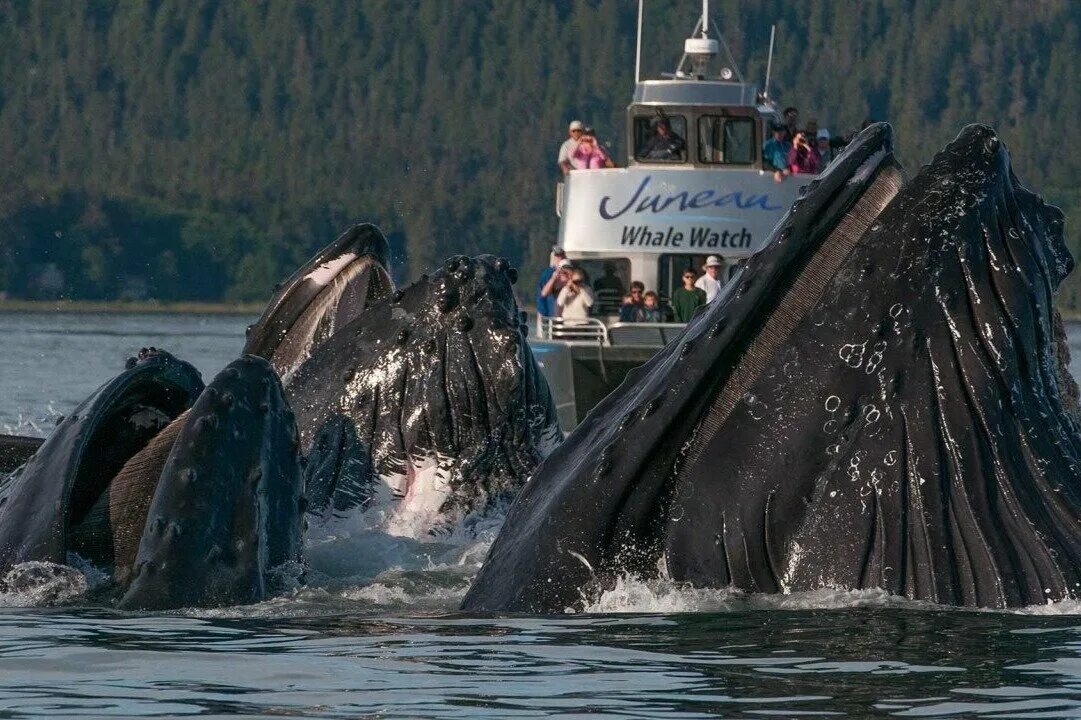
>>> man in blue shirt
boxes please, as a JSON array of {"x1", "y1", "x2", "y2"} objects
[
  {"x1": 536, "y1": 247, "x2": 567, "y2": 317},
  {"x1": 762, "y1": 123, "x2": 792, "y2": 183}
]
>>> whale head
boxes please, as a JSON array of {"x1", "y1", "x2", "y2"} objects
[{"x1": 288, "y1": 254, "x2": 560, "y2": 536}]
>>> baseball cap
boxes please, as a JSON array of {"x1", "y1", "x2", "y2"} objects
[
  {"x1": 816, "y1": 129, "x2": 831, "y2": 140},
  {"x1": 703, "y1": 255, "x2": 723, "y2": 268},
  {"x1": 569, "y1": 120, "x2": 584, "y2": 131}
]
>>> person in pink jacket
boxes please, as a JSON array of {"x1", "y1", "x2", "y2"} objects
[{"x1": 571, "y1": 128, "x2": 614, "y2": 169}]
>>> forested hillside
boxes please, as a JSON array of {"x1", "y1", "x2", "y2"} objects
[{"x1": 1, "y1": 1, "x2": 1079, "y2": 304}]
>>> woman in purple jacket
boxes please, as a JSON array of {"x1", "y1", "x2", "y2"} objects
[{"x1": 787, "y1": 132, "x2": 822, "y2": 175}]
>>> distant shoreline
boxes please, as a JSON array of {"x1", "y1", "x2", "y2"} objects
[
  {"x1": 0, "y1": 299, "x2": 262, "y2": 315},
  {"x1": 3, "y1": 297, "x2": 1081, "y2": 324}
]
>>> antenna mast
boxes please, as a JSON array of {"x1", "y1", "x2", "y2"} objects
[
  {"x1": 635, "y1": 0, "x2": 644, "y2": 84},
  {"x1": 682, "y1": 2, "x2": 718, "y2": 77},
  {"x1": 763, "y1": 24, "x2": 776, "y2": 99}
]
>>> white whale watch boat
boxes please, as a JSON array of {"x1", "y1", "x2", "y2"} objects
[{"x1": 533, "y1": 2, "x2": 815, "y2": 430}]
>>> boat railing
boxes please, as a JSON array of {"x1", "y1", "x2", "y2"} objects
[
  {"x1": 537, "y1": 317, "x2": 687, "y2": 347},
  {"x1": 607, "y1": 322, "x2": 686, "y2": 347},
  {"x1": 538, "y1": 316, "x2": 610, "y2": 344}
]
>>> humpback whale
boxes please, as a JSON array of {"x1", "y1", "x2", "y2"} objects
[
  {"x1": 0, "y1": 351, "x2": 302, "y2": 609},
  {"x1": 462, "y1": 123, "x2": 1081, "y2": 612},
  {"x1": 288, "y1": 254, "x2": 561, "y2": 535},
  {"x1": 0, "y1": 228, "x2": 557, "y2": 607}
]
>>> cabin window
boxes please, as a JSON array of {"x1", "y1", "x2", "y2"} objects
[
  {"x1": 633, "y1": 115, "x2": 688, "y2": 163},
  {"x1": 698, "y1": 116, "x2": 755, "y2": 165},
  {"x1": 574, "y1": 258, "x2": 631, "y2": 315}
]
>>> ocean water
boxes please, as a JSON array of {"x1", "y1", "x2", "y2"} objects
[{"x1": 4, "y1": 310, "x2": 1081, "y2": 718}]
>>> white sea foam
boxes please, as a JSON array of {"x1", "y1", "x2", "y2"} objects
[
  {"x1": 581, "y1": 573, "x2": 1081, "y2": 616},
  {"x1": 582, "y1": 575, "x2": 921, "y2": 614}
]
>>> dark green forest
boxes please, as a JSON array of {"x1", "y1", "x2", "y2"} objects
[{"x1": 1, "y1": 1, "x2": 1080, "y2": 305}]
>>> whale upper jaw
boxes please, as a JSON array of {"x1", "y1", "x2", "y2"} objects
[
  {"x1": 243, "y1": 222, "x2": 394, "y2": 380},
  {"x1": 119, "y1": 355, "x2": 303, "y2": 610}
]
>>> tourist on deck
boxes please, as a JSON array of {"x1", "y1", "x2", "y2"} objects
[
  {"x1": 639, "y1": 119, "x2": 686, "y2": 161},
  {"x1": 787, "y1": 132, "x2": 821, "y2": 175},
  {"x1": 558, "y1": 120, "x2": 585, "y2": 175},
  {"x1": 556, "y1": 269, "x2": 595, "y2": 321},
  {"x1": 816, "y1": 129, "x2": 835, "y2": 167},
  {"x1": 635, "y1": 291, "x2": 665, "y2": 323},
  {"x1": 571, "y1": 128, "x2": 614, "y2": 169},
  {"x1": 619, "y1": 281, "x2": 645, "y2": 322},
  {"x1": 783, "y1": 106, "x2": 800, "y2": 141},
  {"x1": 671, "y1": 269, "x2": 707, "y2": 323},
  {"x1": 763, "y1": 124, "x2": 791, "y2": 183},
  {"x1": 538, "y1": 254, "x2": 570, "y2": 316},
  {"x1": 695, "y1": 256, "x2": 724, "y2": 303}
]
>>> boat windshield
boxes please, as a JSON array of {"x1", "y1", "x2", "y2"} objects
[
  {"x1": 633, "y1": 114, "x2": 688, "y2": 163},
  {"x1": 698, "y1": 115, "x2": 756, "y2": 164}
]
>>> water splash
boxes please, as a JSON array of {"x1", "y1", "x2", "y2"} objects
[{"x1": 582, "y1": 573, "x2": 1081, "y2": 616}]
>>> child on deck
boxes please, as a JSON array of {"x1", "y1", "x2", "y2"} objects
[{"x1": 635, "y1": 291, "x2": 665, "y2": 323}]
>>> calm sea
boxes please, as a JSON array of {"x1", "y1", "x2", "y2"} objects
[{"x1": 3, "y1": 310, "x2": 1081, "y2": 718}]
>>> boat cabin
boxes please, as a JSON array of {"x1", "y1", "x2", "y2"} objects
[
  {"x1": 557, "y1": 78, "x2": 799, "y2": 318},
  {"x1": 535, "y1": 3, "x2": 814, "y2": 429}
]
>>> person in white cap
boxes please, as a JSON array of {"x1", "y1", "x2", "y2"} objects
[
  {"x1": 695, "y1": 256, "x2": 724, "y2": 303},
  {"x1": 816, "y1": 128, "x2": 835, "y2": 168},
  {"x1": 558, "y1": 120, "x2": 585, "y2": 175},
  {"x1": 536, "y1": 246, "x2": 567, "y2": 318},
  {"x1": 541, "y1": 257, "x2": 574, "y2": 315}
]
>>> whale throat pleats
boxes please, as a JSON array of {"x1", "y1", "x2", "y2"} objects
[{"x1": 68, "y1": 411, "x2": 188, "y2": 581}]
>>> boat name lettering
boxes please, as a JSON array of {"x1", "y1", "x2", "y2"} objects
[
  {"x1": 599, "y1": 176, "x2": 782, "y2": 220},
  {"x1": 620, "y1": 225, "x2": 752, "y2": 249}
]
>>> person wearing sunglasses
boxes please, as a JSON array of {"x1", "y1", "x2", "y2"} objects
[
  {"x1": 671, "y1": 269, "x2": 707, "y2": 323},
  {"x1": 619, "y1": 281, "x2": 645, "y2": 322}
]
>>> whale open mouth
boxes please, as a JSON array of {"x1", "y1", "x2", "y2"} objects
[
  {"x1": 292, "y1": 253, "x2": 560, "y2": 538},
  {"x1": 0, "y1": 351, "x2": 204, "y2": 575},
  {"x1": 678, "y1": 137, "x2": 905, "y2": 476},
  {"x1": 244, "y1": 223, "x2": 394, "y2": 379}
]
